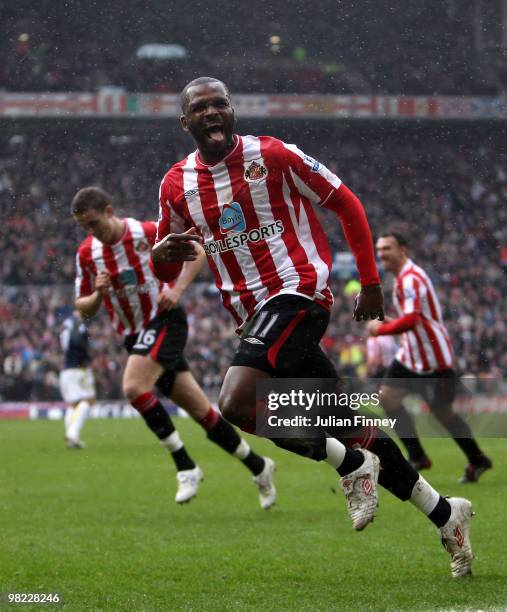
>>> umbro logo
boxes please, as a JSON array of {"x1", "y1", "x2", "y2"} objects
[
  {"x1": 361, "y1": 478, "x2": 373, "y2": 496},
  {"x1": 184, "y1": 188, "x2": 199, "y2": 199},
  {"x1": 454, "y1": 527, "x2": 465, "y2": 548},
  {"x1": 244, "y1": 337, "x2": 264, "y2": 345}
]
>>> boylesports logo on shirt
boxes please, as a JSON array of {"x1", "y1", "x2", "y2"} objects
[
  {"x1": 118, "y1": 268, "x2": 137, "y2": 286},
  {"x1": 220, "y1": 202, "x2": 246, "y2": 234},
  {"x1": 113, "y1": 279, "x2": 159, "y2": 299},
  {"x1": 205, "y1": 219, "x2": 284, "y2": 255}
]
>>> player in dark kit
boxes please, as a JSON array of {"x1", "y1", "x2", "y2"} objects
[
  {"x1": 71, "y1": 187, "x2": 276, "y2": 508},
  {"x1": 151, "y1": 77, "x2": 476, "y2": 576},
  {"x1": 59, "y1": 310, "x2": 95, "y2": 448}
]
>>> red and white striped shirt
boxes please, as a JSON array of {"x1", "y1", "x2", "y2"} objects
[
  {"x1": 156, "y1": 134, "x2": 379, "y2": 329},
  {"x1": 392, "y1": 258, "x2": 454, "y2": 372},
  {"x1": 75, "y1": 218, "x2": 167, "y2": 336}
]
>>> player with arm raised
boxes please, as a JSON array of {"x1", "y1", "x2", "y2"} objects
[
  {"x1": 151, "y1": 77, "x2": 476, "y2": 576},
  {"x1": 71, "y1": 187, "x2": 276, "y2": 508},
  {"x1": 367, "y1": 232, "x2": 492, "y2": 482}
]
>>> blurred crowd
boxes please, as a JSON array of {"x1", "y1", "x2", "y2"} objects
[
  {"x1": 1, "y1": 1, "x2": 502, "y2": 96},
  {"x1": 0, "y1": 283, "x2": 235, "y2": 402},
  {"x1": 0, "y1": 123, "x2": 505, "y2": 400}
]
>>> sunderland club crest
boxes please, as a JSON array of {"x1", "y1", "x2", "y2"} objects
[
  {"x1": 135, "y1": 239, "x2": 150, "y2": 253},
  {"x1": 244, "y1": 159, "x2": 268, "y2": 183}
]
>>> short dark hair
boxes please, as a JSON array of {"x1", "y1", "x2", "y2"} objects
[
  {"x1": 71, "y1": 187, "x2": 112, "y2": 215},
  {"x1": 378, "y1": 232, "x2": 408, "y2": 248},
  {"x1": 180, "y1": 76, "x2": 230, "y2": 113}
]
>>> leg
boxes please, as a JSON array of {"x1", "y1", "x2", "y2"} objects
[
  {"x1": 380, "y1": 382, "x2": 431, "y2": 468},
  {"x1": 220, "y1": 364, "x2": 379, "y2": 530},
  {"x1": 60, "y1": 368, "x2": 94, "y2": 448},
  {"x1": 170, "y1": 370, "x2": 275, "y2": 508},
  {"x1": 64, "y1": 402, "x2": 74, "y2": 440},
  {"x1": 221, "y1": 296, "x2": 381, "y2": 530},
  {"x1": 64, "y1": 400, "x2": 88, "y2": 449},
  {"x1": 428, "y1": 373, "x2": 492, "y2": 482},
  {"x1": 351, "y1": 430, "x2": 474, "y2": 577},
  {"x1": 124, "y1": 309, "x2": 206, "y2": 502},
  {"x1": 220, "y1": 365, "x2": 331, "y2": 460},
  {"x1": 123, "y1": 354, "x2": 201, "y2": 500},
  {"x1": 66, "y1": 398, "x2": 92, "y2": 447},
  {"x1": 171, "y1": 370, "x2": 263, "y2": 468}
]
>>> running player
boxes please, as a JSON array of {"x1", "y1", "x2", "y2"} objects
[
  {"x1": 59, "y1": 310, "x2": 95, "y2": 448},
  {"x1": 367, "y1": 232, "x2": 492, "y2": 482},
  {"x1": 71, "y1": 187, "x2": 276, "y2": 508},
  {"x1": 151, "y1": 77, "x2": 475, "y2": 576}
]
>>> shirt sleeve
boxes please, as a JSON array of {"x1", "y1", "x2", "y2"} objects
[
  {"x1": 75, "y1": 250, "x2": 93, "y2": 299},
  {"x1": 141, "y1": 221, "x2": 158, "y2": 247},
  {"x1": 283, "y1": 142, "x2": 342, "y2": 205},
  {"x1": 151, "y1": 176, "x2": 184, "y2": 282},
  {"x1": 376, "y1": 312, "x2": 419, "y2": 335},
  {"x1": 155, "y1": 176, "x2": 187, "y2": 245},
  {"x1": 283, "y1": 143, "x2": 379, "y2": 286}
]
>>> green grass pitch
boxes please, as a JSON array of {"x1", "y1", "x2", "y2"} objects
[{"x1": 1, "y1": 419, "x2": 506, "y2": 611}]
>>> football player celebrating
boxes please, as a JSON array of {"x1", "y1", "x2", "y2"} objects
[
  {"x1": 71, "y1": 187, "x2": 276, "y2": 509},
  {"x1": 151, "y1": 77, "x2": 475, "y2": 576},
  {"x1": 367, "y1": 232, "x2": 492, "y2": 482}
]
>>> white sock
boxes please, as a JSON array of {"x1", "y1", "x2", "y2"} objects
[
  {"x1": 409, "y1": 475, "x2": 440, "y2": 515},
  {"x1": 324, "y1": 438, "x2": 347, "y2": 469},
  {"x1": 64, "y1": 407, "x2": 74, "y2": 438},
  {"x1": 68, "y1": 400, "x2": 90, "y2": 441},
  {"x1": 161, "y1": 431, "x2": 184, "y2": 453},
  {"x1": 233, "y1": 439, "x2": 250, "y2": 460}
]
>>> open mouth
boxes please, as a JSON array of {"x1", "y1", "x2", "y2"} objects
[{"x1": 205, "y1": 125, "x2": 225, "y2": 143}]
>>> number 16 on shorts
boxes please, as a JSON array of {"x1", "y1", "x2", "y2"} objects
[{"x1": 133, "y1": 328, "x2": 156, "y2": 350}]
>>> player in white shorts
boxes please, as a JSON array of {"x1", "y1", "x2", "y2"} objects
[{"x1": 59, "y1": 311, "x2": 95, "y2": 448}]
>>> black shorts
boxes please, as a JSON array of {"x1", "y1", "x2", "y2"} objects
[
  {"x1": 371, "y1": 367, "x2": 387, "y2": 379},
  {"x1": 124, "y1": 307, "x2": 190, "y2": 395},
  {"x1": 383, "y1": 359, "x2": 457, "y2": 410},
  {"x1": 232, "y1": 295, "x2": 337, "y2": 378}
]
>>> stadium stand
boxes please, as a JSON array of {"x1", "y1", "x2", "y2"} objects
[{"x1": 1, "y1": 1, "x2": 502, "y2": 95}]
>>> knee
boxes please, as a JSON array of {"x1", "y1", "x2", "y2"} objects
[
  {"x1": 123, "y1": 379, "x2": 149, "y2": 403},
  {"x1": 219, "y1": 384, "x2": 258, "y2": 431},
  {"x1": 218, "y1": 389, "x2": 243, "y2": 426}
]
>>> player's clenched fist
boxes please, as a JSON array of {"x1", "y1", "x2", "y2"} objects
[
  {"x1": 353, "y1": 284, "x2": 385, "y2": 322},
  {"x1": 152, "y1": 227, "x2": 202, "y2": 263},
  {"x1": 95, "y1": 271, "x2": 111, "y2": 295}
]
